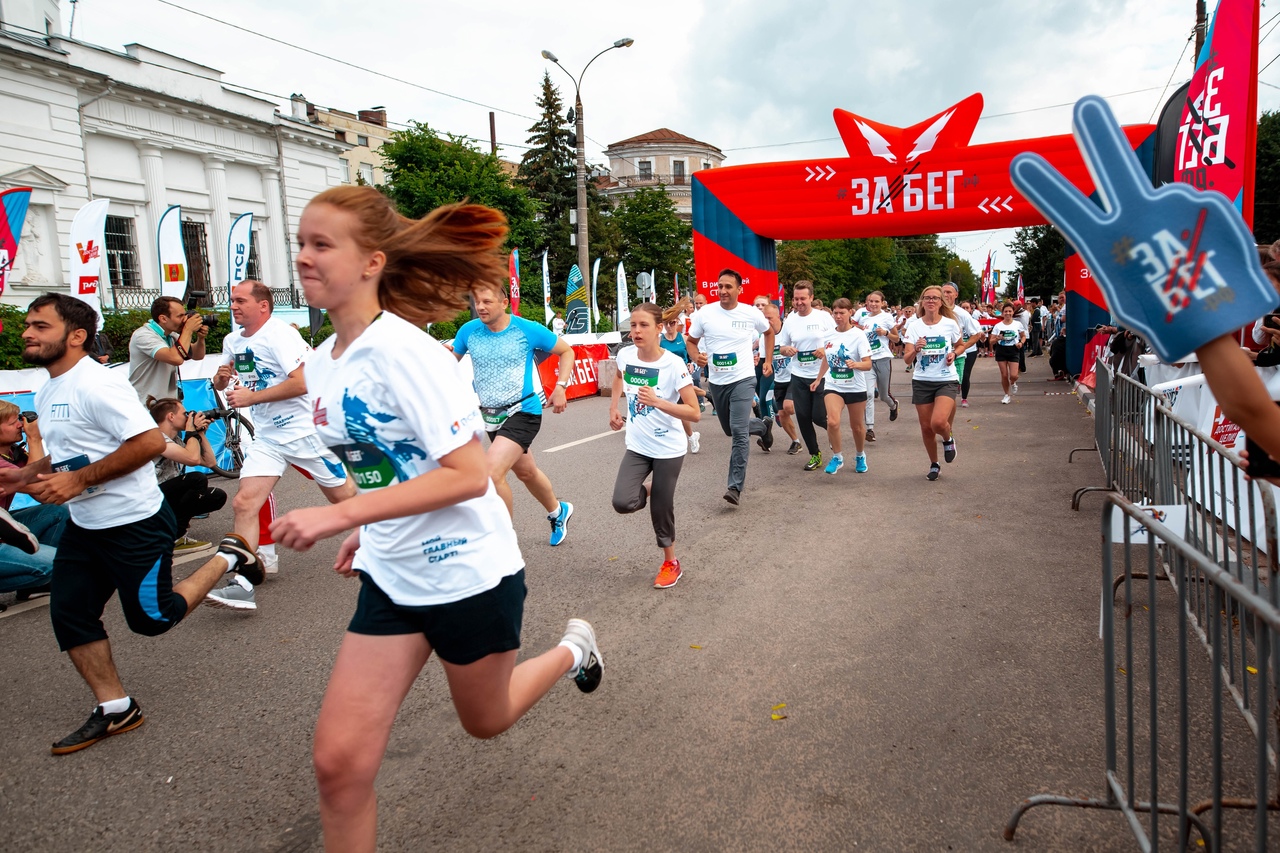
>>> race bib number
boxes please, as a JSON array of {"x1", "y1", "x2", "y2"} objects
[
  {"x1": 1000, "y1": 330, "x2": 1018, "y2": 345},
  {"x1": 920, "y1": 336, "x2": 948, "y2": 366},
  {"x1": 479, "y1": 405, "x2": 512, "y2": 429},
  {"x1": 796, "y1": 351, "x2": 819, "y2": 363},
  {"x1": 234, "y1": 351, "x2": 259, "y2": 384},
  {"x1": 332, "y1": 442, "x2": 398, "y2": 489},
  {"x1": 51, "y1": 454, "x2": 103, "y2": 501},
  {"x1": 831, "y1": 365, "x2": 854, "y2": 380},
  {"x1": 711, "y1": 352, "x2": 739, "y2": 371},
  {"x1": 624, "y1": 365, "x2": 659, "y2": 387}
]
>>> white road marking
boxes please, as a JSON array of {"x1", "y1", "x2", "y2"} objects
[
  {"x1": 543, "y1": 429, "x2": 624, "y2": 454},
  {"x1": 0, "y1": 597, "x2": 50, "y2": 620}
]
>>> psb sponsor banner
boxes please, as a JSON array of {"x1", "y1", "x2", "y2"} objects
[
  {"x1": 616, "y1": 261, "x2": 629, "y2": 327},
  {"x1": 68, "y1": 198, "x2": 111, "y2": 319},
  {"x1": 157, "y1": 205, "x2": 187, "y2": 299},
  {"x1": 227, "y1": 213, "x2": 252, "y2": 287},
  {"x1": 538, "y1": 343, "x2": 607, "y2": 401},
  {"x1": 0, "y1": 187, "x2": 32, "y2": 297},
  {"x1": 565, "y1": 264, "x2": 589, "y2": 335},
  {"x1": 509, "y1": 249, "x2": 521, "y2": 316},
  {"x1": 541, "y1": 250, "x2": 552, "y2": 325}
]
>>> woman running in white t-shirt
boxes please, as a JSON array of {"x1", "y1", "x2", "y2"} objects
[
  {"x1": 902, "y1": 285, "x2": 965, "y2": 481},
  {"x1": 813, "y1": 298, "x2": 873, "y2": 474},
  {"x1": 990, "y1": 302, "x2": 1027, "y2": 404},
  {"x1": 270, "y1": 186, "x2": 602, "y2": 853},
  {"x1": 610, "y1": 303, "x2": 701, "y2": 589}
]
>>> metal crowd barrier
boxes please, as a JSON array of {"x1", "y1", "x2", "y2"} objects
[
  {"x1": 1008, "y1": 367, "x2": 1280, "y2": 849},
  {"x1": 1071, "y1": 360, "x2": 1115, "y2": 509}
]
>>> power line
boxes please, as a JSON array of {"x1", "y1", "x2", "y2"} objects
[
  {"x1": 152, "y1": 0, "x2": 537, "y2": 122},
  {"x1": 1148, "y1": 28, "x2": 1195, "y2": 123}
]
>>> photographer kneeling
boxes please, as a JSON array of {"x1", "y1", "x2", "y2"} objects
[
  {"x1": 128, "y1": 296, "x2": 208, "y2": 404},
  {"x1": 0, "y1": 401, "x2": 68, "y2": 605},
  {"x1": 147, "y1": 397, "x2": 226, "y2": 565}
]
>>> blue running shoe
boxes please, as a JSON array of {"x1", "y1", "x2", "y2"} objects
[
  {"x1": 824, "y1": 454, "x2": 844, "y2": 475},
  {"x1": 855, "y1": 453, "x2": 868, "y2": 473},
  {"x1": 549, "y1": 501, "x2": 574, "y2": 546}
]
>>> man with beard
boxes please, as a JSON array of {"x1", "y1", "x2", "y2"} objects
[{"x1": 0, "y1": 294, "x2": 262, "y2": 754}]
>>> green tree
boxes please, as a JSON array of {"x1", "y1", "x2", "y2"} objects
[
  {"x1": 613, "y1": 187, "x2": 693, "y2": 296},
  {"x1": 378, "y1": 122, "x2": 537, "y2": 252},
  {"x1": 517, "y1": 74, "x2": 576, "y2": 283},
  {"x1": 1008, "y1": 224, "x2": 1066, "y2": 300},
  {"x1": 1254, "y1": 110, "x2": 1280, "y2": 244}
]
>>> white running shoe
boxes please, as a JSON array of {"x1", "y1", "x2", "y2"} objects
[
  {"x1": 1001, "y1": 394, "x2": 1011, "y2": 404},
  {"x1": 689, "y1": 432, "x2": 700, "y2": 454},
  {"x1": 258, "y1": 550, "x2": 280, "y2": 574},
  {"x1": 561, "y1": 619, "x2": 602, "y2": 693},
  {"x1": 1011, "y1": 382, "x2": 1019, "y2": 395}
]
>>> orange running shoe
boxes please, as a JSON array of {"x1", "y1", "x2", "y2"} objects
[{"x1": 654, "y1": 559, "x2": 682, "y2": 589}]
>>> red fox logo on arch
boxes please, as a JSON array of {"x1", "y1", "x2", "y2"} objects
[{"x1": 832, "y1": 93, "x2": 984, "y2": 167}]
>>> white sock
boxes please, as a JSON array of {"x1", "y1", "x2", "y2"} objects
[
  {"x1": 221, "y1": 552, "x2": 242, "y2": 574},
  {"x1": 559, "y1": 640, "x2": 583, "y2": 675},
  {"x1": 99, "y1": 697, "x2": 130, "y2": 715}
]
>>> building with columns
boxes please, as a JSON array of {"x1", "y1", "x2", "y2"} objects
[
  {"x1": 0, "y1": 1, "x2": 348, "y2": 310},
  {"x1": 596, "y1": 128, "x2": 725, "y2": 220}
]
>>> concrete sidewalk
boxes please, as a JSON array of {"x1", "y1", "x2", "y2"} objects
[{"x1": 0, "y1": 354, "x2": 1131, "y2": 852}]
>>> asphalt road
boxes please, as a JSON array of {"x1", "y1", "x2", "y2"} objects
[{"x1": 1, "y1": 355, "x2": 1137, "y2": 851}]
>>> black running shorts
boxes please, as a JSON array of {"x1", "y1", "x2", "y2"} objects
[
  {"x1": 486, "y1": 412, "x2": 542, "y2": 453},
  {"x1": 348, "y1": 569, "x2": 526, "y2": 665},
  {"x1": 824, "y1": 389, "x2": 868, "y2": 405},
  {"x1": 49, "y1": 502, "x2": 185, "y2": 651},
  {"x1": 994, "y1": 346, "x2": 1021, "y2": 363},
  {"x1": 773, "y1": 381, "x2": 790, "y2": 404}
]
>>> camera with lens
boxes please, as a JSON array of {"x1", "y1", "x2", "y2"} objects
[{"x1": 185, "y1": 291, "x2": 220, "y2": 330}]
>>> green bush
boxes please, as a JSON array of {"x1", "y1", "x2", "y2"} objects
[{"x1": 0, "y1": 305, "x2": 233, "y2": 369}]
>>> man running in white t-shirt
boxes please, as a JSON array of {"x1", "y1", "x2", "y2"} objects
[
  {"x1": 777, "y1": 281, "x2": 835, "y2": 471},
  {"x1": 205, "y1": 281, "x2": 356, "y2": 610},
  {"x1": 687, "y1": 269, "x2": 774, "y2": 506}
]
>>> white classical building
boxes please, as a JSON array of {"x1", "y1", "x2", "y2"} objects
[
  {"x1": 0, "y1": 1, "x2": 348, "y2": 310},
  {"x1": 596, "y1": 128, "x2": 725, "y2": 219}
]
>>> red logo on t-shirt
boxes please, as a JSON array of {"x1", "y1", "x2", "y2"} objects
[{"x1": 313, "y1": 398, "x2": 328, "y2": 426}]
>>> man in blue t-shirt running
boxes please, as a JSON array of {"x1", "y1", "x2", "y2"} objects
[{"x1": 452, "y1": 282, "x2": 577, "y2": 545}]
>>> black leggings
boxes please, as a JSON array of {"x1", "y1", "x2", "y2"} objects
[
  {"x1": 160, "y1": 472, "x2": 227, "y2": 537},
  {"x1": 789, "y1": 375, "x2": 828, "y2": 455},
  {"x1": 612, "y1": 449, "x2": 684, "y2": 548},
  {"x1": 960, "y1": 350, "x2": 978, "y2": 400}
]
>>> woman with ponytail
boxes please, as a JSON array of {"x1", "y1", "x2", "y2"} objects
[{"x1": 269, "y1": 186, "x2": 602, "y2": 853}]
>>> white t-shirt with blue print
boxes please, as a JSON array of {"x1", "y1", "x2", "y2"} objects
[
  {"x1": 904, "y1": 316, "x2": 962, "y2": 383},
  {"x1": 822, "y1": 327, "x2": 872, "y2": 393},
  {"x1": 615, "y1": 346, "x2": 693, "y2": 460},
  {"x1": 305, "y1": 312, "x2": 523, "y2": 607},
  {"x1": 220, "y1": 316, "x2": 314, "y2": 442},
  {"x1": 452, "y1": 314, "x2": 557, "y2": 425}
]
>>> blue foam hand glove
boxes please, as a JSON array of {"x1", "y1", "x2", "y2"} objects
[{"x1": 1009, "y1": 95, "x2": 1275, "y2": 363}]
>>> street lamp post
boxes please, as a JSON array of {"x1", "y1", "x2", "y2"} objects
[{"x1": 541, "y1": 38, "x2": 634, "y2": 281}]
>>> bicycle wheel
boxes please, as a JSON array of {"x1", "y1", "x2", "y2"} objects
[{"x1": 207, "y1": 411, "x2": 255, "y2": 479}]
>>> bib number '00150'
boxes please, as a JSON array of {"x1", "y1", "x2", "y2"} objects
[{"x1": 333, "y1": 443, "x2": 398, "y2": 489}]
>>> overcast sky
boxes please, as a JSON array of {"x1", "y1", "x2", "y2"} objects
[{"x1": 62, "y1": 0, "x2": 1280, "y2": 279}]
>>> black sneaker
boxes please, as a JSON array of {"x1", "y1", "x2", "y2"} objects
[
  {"x1": 889, "y1": 402, "x2": 899, "y2": 422},
  {"x1": 217, "y1": 533, "x2": 265, "y2": 586},
  {"x1": 723, "y1": 487, "x2": 741, "y2": 506},
  {"x1": 787, "y1": 440, "x2": 802, "y2": 455},
  {"x1": 943, "y1": 439, "x2": 957, "y2": 463},
  {"x1": 759, "y1": 417, "x2": 774, "y2": 452},
  {"x1": 0, "y1": 506, "x2": 38, "y2": 555},
  {"x1": 927, "y1": 463, "x2": 941, "y2": 481},
  {"x1": 804, "y1": 453, "x2": 822, "y2": 471},
  {"x1": 865, "y1": 428, "x2": 877, "y2": 442},
  {"x1": 51, "y1": 699, "x2": 145, "y2": 755},
  {"x1": 15, "y1": 582, "x2": 51, "y2": 602}
]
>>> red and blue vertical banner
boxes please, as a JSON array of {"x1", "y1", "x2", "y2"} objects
[
  {"x1": 509, "y1": 249, "x2": 521, "y2": 316},
  {"x1": 1176, "y1": 0, "x2": 1260, "y2": 226},
  {"x1": 0, "y1": 187, "x2": 32, "y2": 297},
  {"x1": 981, "y1": 251, "x2": 993, "y2": 303},
  {"x1": 776, "y1": 278, "x2": 785, "y2": 310},
  {"x1": 673, "y1": 272, "x2": 680, "y2": 303}
]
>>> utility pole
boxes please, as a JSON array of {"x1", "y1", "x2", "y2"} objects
[{"x1": 1195, "y1": 0, "x2": 1207, "y2": 60}]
